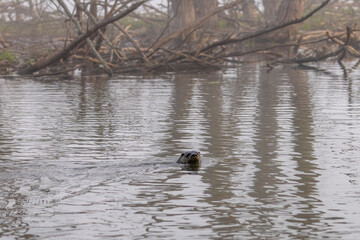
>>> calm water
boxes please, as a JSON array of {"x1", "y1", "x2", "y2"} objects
[{"x1": 1, "y1": 62, "x2": 360, "y2": 239}]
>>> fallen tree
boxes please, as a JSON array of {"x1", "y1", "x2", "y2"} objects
[
  {"x1": 18, "y1": 0, "x2": 147, "y2": 75},
  {"x1": 0, "y1": 0, "x2": 358, "y2": 76}
]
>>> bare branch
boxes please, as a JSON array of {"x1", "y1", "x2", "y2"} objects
[
  {"x1": 200, "y1": 0, "x2": 330, "y2": 53},
  {"x1": 19, "y1": 0, "x2": 147, "y2": 75}
]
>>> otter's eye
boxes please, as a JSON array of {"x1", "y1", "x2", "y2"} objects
[{"x1": 181, "y1": 153, "x2": 184, "y2": 156}]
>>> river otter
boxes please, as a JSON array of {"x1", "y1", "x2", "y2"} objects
[{"x1": 176, "y1": 151, "x2": 201, "y2": 164}]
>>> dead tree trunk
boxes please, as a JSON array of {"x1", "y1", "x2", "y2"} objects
[
  {"x1": 262, "y1": 0, "x2": 281, "y2": 24},
  {"x1": 169, "y1": 0, "x2": 196, "y2": 47},
  {"x1": 193, "y1": 0, "x2": 217, "y2": 28},
  {"x1": 270, "y1": 0, "x2": 306, "y2": 42},
  {"x1": 241, "y1": 0, "x2": 258, "y2": 24},
  {"x1": 88, "y1": 0, "x2": 105, "y2": 51},
  {"x1": 15, "y1": 0, "x2": 21, "y2": 21},
  {"x1": 151, "y1": 0, "x2": 244, "y2": 56},
  {"x1": 90, "y1": 0, "x2": 97, "y2": 24}
]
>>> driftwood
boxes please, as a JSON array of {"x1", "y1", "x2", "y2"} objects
[{"x1": 18, "y1": 0, "x2": 146, "y2": 75}]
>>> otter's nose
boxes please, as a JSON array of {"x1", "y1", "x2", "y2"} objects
[{"x1": 191, "y1": 152, "x2": 199, "y2": 157}]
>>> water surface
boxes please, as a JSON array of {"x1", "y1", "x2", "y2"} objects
[{"x1": 1, "y1": 62, "x2": 360, "y2": 239}]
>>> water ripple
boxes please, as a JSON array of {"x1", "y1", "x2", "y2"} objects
[{"x1": 1, "y1": 63, "x2": 360, "y2": 239}]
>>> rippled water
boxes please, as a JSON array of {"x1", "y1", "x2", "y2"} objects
[{"x1": 1, "y1": 62, "x2": 360, "y2": 239}]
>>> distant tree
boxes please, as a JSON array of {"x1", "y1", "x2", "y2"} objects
[
  {"x1": 193, "y1": 0, "x2": 218, "y2": 28},
  {"x1": 271, "y1": 0, "x2": 306, "y2": 42},
  {"x1": 89, "y1": 0, "x2": 97, "y2": 23},
  {"x1": 169, "y1": 0, "x2": 196, "y2": 46},
  {"x1": 262, "y1": 0, "x2": 281, "y2": 24},
  {"x1": 241, "y1": 0, "x2": 258, "y2": 23}
]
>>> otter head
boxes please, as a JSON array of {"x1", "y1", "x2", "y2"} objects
[{"x1": 176, "y1": 151, "x2": 201, "y2": 164}]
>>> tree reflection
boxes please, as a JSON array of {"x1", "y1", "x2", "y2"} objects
[
  {"x1": 288, "y1": 69, "x2": 322, "y2": 231},
  {"x1": 249, "y1": 64, "x2": 283, "y2": 235}
]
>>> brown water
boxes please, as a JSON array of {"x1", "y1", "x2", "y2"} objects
[{"x1": 1, "y1": 62, "x2": 360, "y2": 239}]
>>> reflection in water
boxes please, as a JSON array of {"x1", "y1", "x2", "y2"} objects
[
  {"x1": 288, "y1": 69, "x2": 322, "y2": 234},
  {"x1": 251, "y1": 63, "x2": 285, "y2": 237},
  {"x1": 1, "y1": 63, "x2": 360, "y2": 239}
]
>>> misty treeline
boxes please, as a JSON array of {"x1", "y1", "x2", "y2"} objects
[{"x1": 0, "y1": 0, "x2": 359, "y2": 76}]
